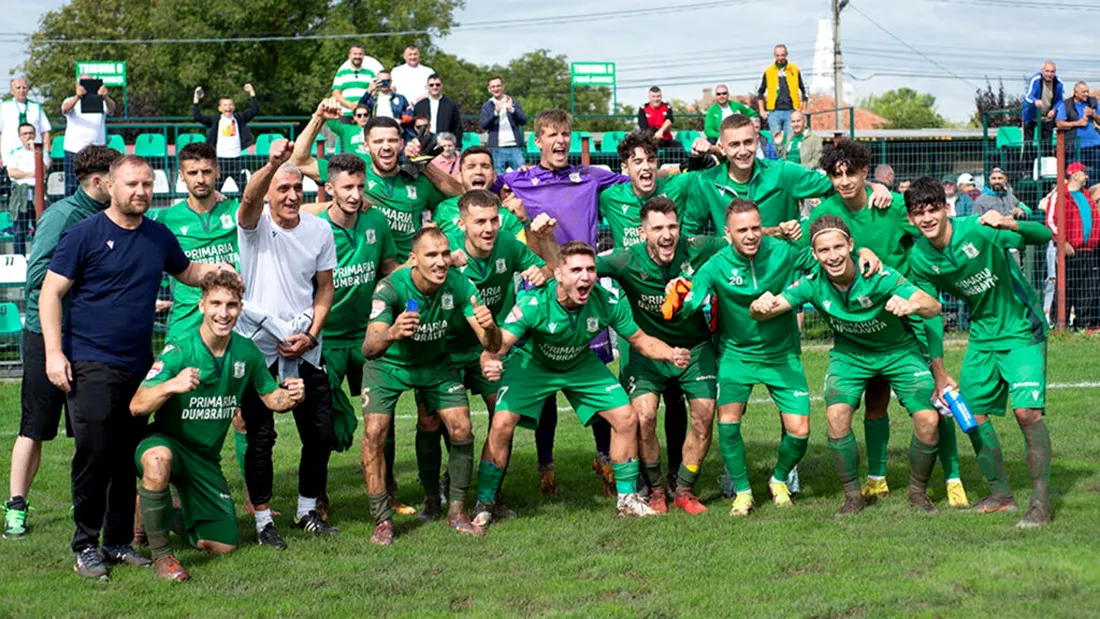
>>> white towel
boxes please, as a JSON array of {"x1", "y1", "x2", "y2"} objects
[{"x1": 235, "y1": 301, "x2": 319, "y2": 379}]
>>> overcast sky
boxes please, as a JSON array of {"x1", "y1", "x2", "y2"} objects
[{"x1": 3, "y1": 0, "x2": 1096, "y2": 123}]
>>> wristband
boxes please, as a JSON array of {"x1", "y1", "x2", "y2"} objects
[{"x1": 306, "y1": 333, "x2": 319, "y2": 349}]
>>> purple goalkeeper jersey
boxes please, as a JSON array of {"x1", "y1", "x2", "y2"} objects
[{"x1": 501, "y1": 165, "x2": 628, "y2": 246}]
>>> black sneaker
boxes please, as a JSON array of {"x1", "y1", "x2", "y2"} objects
[
  {"x1": 257, "y1": 522, "x2": 288, "y2": 550},
  {"x1": 102, "y1": 544, "x2": 152, "y2": 567},
  {"x1": 836, "y1": 492, "x2": 865, "y2": 516},
  {"x1": 419, "y1": 496, "x2": 442, "y2": 522},
  {"x1": 73, "y1": 546, "x2": 109, "y2": 580},
  {"x1": 294, "y1": 510, "x2": 338, "y2": 536}
]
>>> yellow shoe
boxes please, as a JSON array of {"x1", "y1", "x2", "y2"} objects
[
  {"x1": 391, "y1": 496, "x2": 417, "y2": 516},
  {"x1": 946, "y1": 479, "x2": 969, "y2": 509},
  {"x1": 861, "y1": 477, "x2": 890, "y2": 501},
  {"x1": 728, "y1": 492, "x2": 754, "y2": 517},
  {"x1": 769, "y1": 481, "x2": 793, "y2": 508}
]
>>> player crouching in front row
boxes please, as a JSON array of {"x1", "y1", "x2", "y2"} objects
[{"x1": 130, "y1": 271, "x2": 305, "y2": 581}]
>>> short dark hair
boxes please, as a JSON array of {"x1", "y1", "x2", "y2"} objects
[
  {"x1": 459, "y1": 145, "x2": 493, "y2": 167},
  {"x1": 640, "y1": 196, "x2": 678, "y2": 223},
  {"x1": 365, "y1": 116, "x2": 402, "y2": 137},
  {"x1": 17, "y1": 122, "x2": 35, "y2": 134},
  {"x1": 488, "y1": 75, "x2": 503, "y2": 85},
  {"x1": 534, "y1": 109, "x2": 572, "y2": 136},
  {"x1": 427, "y1": 73, "x2": 441, "y2": 82},
  {"x1": 820, "y1": 139, "x2": 871, "y2": 178},
  {"x1": 349, "y1": 43, "x2": 364, "y2": 51},
  {"x1": 200, "y1": 269, "x2": 246, "y2": 301},
  {"x1": 809, "y1": 215, "x2": 852, "y2": 245},
  {"x1": 327, "y1": 154, "x2": 366, "y2": 178},
  {"x1": 353, "y1": 104, "x2": 370, "y2": 116},
  {"x1": 178, "y1": 142, "x2": 217, "y2": 165},
  {"x1": 412, "y1": 225, "x2": 448, "y2": 249},
  {"x1": 904, "y1": 176, "x2": 948, "y2": 214},
  {"x1": 617, "y1": 130, "x2": 658, "y2": 164},
  {"x1": 719, "y1": 113, "x2": 753, "y2": 133},
  {"x1": 648, "y1": 86, "x2": 661, "y2": 93},
  {"x1": 458, "y1": 189, "x2": 501, "y2": 214},
  {"x1": 73, "y1": 145, "x2": 122, "y2": 184},
  {"x1": 725, "y1": 198, "x2": 759, "y2": 219},
  {"x1": 108, "y1": 154, "x2": 152, "y2": 179},
  {"x1": 558, "y1": 240, "x2": 595, "y2": 261}
]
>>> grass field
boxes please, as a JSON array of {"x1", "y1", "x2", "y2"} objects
[{"x1": 1, "y1": 335, "x2": 1099, "y2": 617}]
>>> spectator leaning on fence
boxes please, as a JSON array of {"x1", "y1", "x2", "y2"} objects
[
  {"x1": 390, "y1": 45, "x2": 434, "y2": 104},
  {"x1": 479, "y1": 76, "x2": 526, "y2": 175},
  {"x1": 332, "y1": 43, "x2": 384, "y2": 123},
  {"x1": 414, "y1": 74, "x2": 463, "y2": 146},
  {"x1": 0, "y1": 78, "x2": 51, "y2": 170},
  {"x1": 1047, "y1": 161, "x2": 1100, "y2": 329},
  {"x1": 756, "y1": 44, "x2": 806, "y2": 138},
  {"x1": 192, "y1": 83, "x2": 259, "y2": 188},
  {"x1": 704, "y1": 84, "x2": 756, "y2": 143},
  {"x1": 774, "y1": 110, "x2": 821, "y2": 170},
  {"x1": 1023, "y1": 61, "x2": 1062, "y2": 156},
  {"x1": 1055, "y1": 82, "x2": 1100, "y2": 172},
  {"x1": 60, "y1": 75, "x2": 116, "y2": 196},
  {"x1": 638, "y1": 86, "x2": 678, "y2": 150}
]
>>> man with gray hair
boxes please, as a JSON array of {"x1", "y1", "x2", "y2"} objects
[
  {"x1": 235, "y1": 139, "x2": 339, "y2": 549},
  {"x1": 0, "y1": 78, "x2": 51, "y2": 169},
  {"x1": 1023, "y1": 61, "x2": 1062, "y2": 157}
]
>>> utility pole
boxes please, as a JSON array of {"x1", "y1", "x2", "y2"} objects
[{"x1": 833, "y1": 0, "x2": 848, "y2": 131}]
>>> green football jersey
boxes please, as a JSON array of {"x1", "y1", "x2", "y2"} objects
[
  {"x1": 802, "y1": 186, "x2": 917, "y2": 275},
  {"x1": 782, "y1": 265, "x2": 920, "y2": 353},
  {"x1": 596, "y1": 235, "x2": 726, "y2": 347},
  {"x1": 434, "y1": 196, "x2": 525, "y2": 241},
  {"x1": 682, "y1": 237, "x2": 816, "y2": 361},
  {"x1": 597, "y1": 173, "x2": 695, "y2": 249},
  {"x1": 318, "y1": 207, "x2": 397, "y2": 346},
  {"x1": 502, "y1": 281, "x2": 639, "y2": 371},
  {"x1": 363, "y1": 166, "x2": 448, "y2": 259},
  {"x1": 151, "y1": 199, "x2": 240, "y2": 332},
  {"x1": 370, "y1": 267, "x2": 481, "y2": 367},
  {"x1": 447, "y1": 232, "x2": 544, "y2": 352},
  {"x1": 142, "y1": 331, "x2": 278, "y2": 459},
  {"x1": 326, "y1": 120, "x2": 370, "y2": 161},
  {"x1": 908, "y1": 216, "x2": 1049, "y2": 351}
]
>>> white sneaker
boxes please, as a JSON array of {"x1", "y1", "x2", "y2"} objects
[{"x1": 616, "y1": 493, "x2": 658, "y2": 518}]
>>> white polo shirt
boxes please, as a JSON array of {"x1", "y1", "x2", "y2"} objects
[
  {"x1": 62, "y1": 99, "x2": 109, "y2": 153},
  {"x1": 390, "y1": 63, "x2": 435, "y2": 103}
]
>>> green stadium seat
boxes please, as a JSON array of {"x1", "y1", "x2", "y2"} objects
[
  {"x1": 0, "y1": 302, "x2": 22, "y2": 359},
  {"x1": 134, "y1": 133, "x2": 167, "y2": 158},
  {"x1": 462, "y1": 133, "x2": 482, "y2": 150},
  {"x1": 175, "y1": 133, "x2": 205, "y2": 151},
  {"x1": 254, "y1": 133, "x2": 286, "y2": 157},
  {"x1": 526, "y1": 133, "x2": 539, "y2": 155},
  {"x1": 569, "y1": 131, "x2": 592, "y2": 154},
  {"x1": 50, "y1": 135, "x2": 65, "y2": 160},
  {"x1": 997, "y1": 126, "x2": 1024, "y2": 149},
  {"x1": 106, "y1": 134, "x2": 126, "y2": 154},
  {"x1": 599, "y1": 131, "x2": 626, "y2": 154},
  {"x1": 677, "y1": 130, "x2": 702, "y2": 150}
]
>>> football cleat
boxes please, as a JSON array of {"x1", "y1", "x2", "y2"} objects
[
  {"x1": 2, "y1": 499, "x2": 29, "y2": 539},
  {"x1": 672, "y1": 490, "x2": 708, "y2": 515},
  {"x1": 973, "y1": 493, "x2": 1017, "y2": 514},
  {"x1": 946, "y1": 479, "x2": 969, "y2": 509},
  {"x1": 616, "y1": 493, "x2": 658, "y2": 518},
  {"x1": 153, "y1": 554, "x2": 190, "y2": 581},
  {"x1": 728, "y1": 492, "x2": 754, "y2": 517},
  {"x1": 449, "y1": 514, "x2": 486, "y2": 537},
  {"x1": 861, "y1": 477, "x2": 890, "y2": 501},
  {"x1": 538, "y1": 465, "x2": 559, "y2": 496},
  {"x1": 1015, "y1": 502, "x2": 1052, "y2": 529},
  {"x1": 471, "y1": 501, "x2": 494, "y2": 528},
  {"x1": 419, "y1": 496, "x2": 442, "y2": 522},
  {"x1": 907, "y1": 487, "x2": 938, "y2": 513},
  {"x1": 102, "y1": 544, "x2": 152, "y2": 567},
  {"x1": 648, "y1": 490, "x2": 668, "y2": 514},
  {"x1": 257, "y1": 522, "x2": 288, "y2": 550},
  {"x1": 836, "y1": 492, "x2": 865, "y2": 516},
  {"x1": 370, "y1": 520, "x2": 394, "y2": 546},
  {"x1": 73, "y1": 547, "x2": 109, "y2": 580},
  {"x1": 294, "y1": 510, "x2": 339, "y2": 536},
  {"x1": 769, "y1": 481, "x2": 793, "y2": 508}
]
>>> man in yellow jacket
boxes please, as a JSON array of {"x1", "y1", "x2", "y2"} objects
[{"x1": 756, "y1": 44, "x2": 807, "y2": 139}]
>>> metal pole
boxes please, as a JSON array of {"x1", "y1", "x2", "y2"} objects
[
  {"x1": 1055, "y1": 129, "x2": 1066, "y2": 331},
  {"x1": 581, "y1": 135, "x2": 590, "y2": 167},
  {"x1": 833, "y1": 0, "x2": 844, "y2": 131},
  {"x1": 33, "y1": 142, "x2": 46, "y2": 219}
]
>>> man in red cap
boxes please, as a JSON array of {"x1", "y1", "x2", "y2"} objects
[{"x1": 1046, "y1": 162, "x2": 1100, "y2": 328}]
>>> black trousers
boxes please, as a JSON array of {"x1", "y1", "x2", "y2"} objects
[
  {"x1": 1024, "y1": 119, "x2": 1055, "y2": 157},
  {"x1": 1067, "y1": 249, "x2": 1100, "y2": 328},
  {"x1": 67, "y1": 362, "x2": 146, "y2": 552},
  {"x1": 240, "y1": 358, "x2": 334, "y2": 506}
]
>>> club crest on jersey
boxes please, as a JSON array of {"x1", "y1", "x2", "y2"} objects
[
  {"x1": 586, "y1": 317, "x2": 599, "y2": 332},
  {"x1": 961, "y1": 243, "x2": 979, "y2": 259},
  {"x1": 857, "y1": 295, "x2": 873, "y2": 308},
  {"x1": 145, "y1": 361, "x2": 163, "y2": 381},
  {"x1": 366, "y1": 229, "x2": 376, "y2": 244},
  {"x1": 441, "y1": 293, "x2": 453, "y2": 310},
  {"x1": 406, "y1": 186, "x2": 418, "y2": 200},
  {"x1": 233, "y1": 361, "x2": 246, "y2": 379},
  {"x1": 221, "y1": 214, "x2": 234, "y2": 229},
  {"x1": 569, "y1": 172, "x2": 582, "y2": 183},
  {"x1": 495, "y1": 258, "x2": 507, "y2": 274}
]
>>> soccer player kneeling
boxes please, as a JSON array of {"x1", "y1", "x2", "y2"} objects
[
  {"x1": 130, "y1": 271, "x2": 304, "y2": 581},
  {"x1": 750, "y1": 216, "x2": 944, "y2": 516}
]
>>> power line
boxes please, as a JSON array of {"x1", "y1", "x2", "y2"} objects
[{"x1": 927, "y1": 0, "x2": 1100, "y2": 10}]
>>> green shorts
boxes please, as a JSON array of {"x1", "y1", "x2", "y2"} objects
[
  {"x1": 413, "y1": 350, "x2": 498, "y2": 411},
  {"x1": 622, "y1": 341, "x2": 717, "y2": 402},
  {"x1": 959, "y1": 341, "x2": 1047, "y2": 416},
  {"x1": 496, "y1": 353, "x2": 630, "y2": 430},
  {"x1": 323, "y1": 343, "x2": 364, "y2": 452},
  {"x1": 824, "y1": 347, "x2": 934, "y2": 414},
  {"x1": 135, "y1": 433, "x2": 237, "y2": 547},
  {"x1": 362, "y1": 359, "x2": 468, "y2": 415},
  {"x1": 716, "y1": 353, "x2": 811, "y2": 415}
]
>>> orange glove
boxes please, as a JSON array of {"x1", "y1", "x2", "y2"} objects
[{"x1": 661, "y1": 278, "x2": 693, "y2": 320}]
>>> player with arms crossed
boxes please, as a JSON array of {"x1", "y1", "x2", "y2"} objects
[
  {"x1": 751, "y1": 216, "x2": 944, "y2": 515},
  {"x1": 473, "y1": 241, "x2": 691, "y2": 526},
  {"x1": 130, "y1": 271, "x2": 304, "y2": 580},
  {"x1": 362, "y1": 227, "x2": 502, "y2": 545},
  {"x1": 904, "y1": 177, "x2": 1054, "y2": 528},
  {"x1": 596, "y1": 197, "x2": 725, "y2": 514}
]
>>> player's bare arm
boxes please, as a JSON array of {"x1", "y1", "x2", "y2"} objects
[
  {"x1": 39, "y1": 271, "x2": 75, "y2": 393},
  {"x1": 258, "y1": 377, "x2": 306, "y2": 412},
  {"x1": 362, "y1": 309, "x2": 418, "y2": 359},
  {"x1": 130, "y1": 368, "x2": 201, "y2": 416},
  {"x1": 290, "y1": 99, "x2": 342, "y2": 183},
  {"x1": 624, "y1": 329, "x2": 690, "y2": 369},
  {"x1": 467, "y1": 297, "x2": 502, "y2": 354},
  {"x1": 749, "y1": 291, "x2": 793, "y2": 320},
  {"x1": 238, "y1": 138, "x2": 295, "y2": 230}
]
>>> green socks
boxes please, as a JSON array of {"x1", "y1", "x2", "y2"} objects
[
  {"x1": 447, "y1": 438, "x2": 474, "y2": 504},
  {"x1": 613, "y1": 460, "x2": 640, "y2": 496},
  {"x1": 773, "y1": 433, "x2": 809, "y2": 483},
  {"x1": 717, "y1": 422, "x2": 751, "y2": 494},
  {"x1": 864, "y1": 416, "x2": 890, "y2": 478},
  {"x1": 642, "y1": 460, "x2": 664, "y2": 492},
  {"x1": 138, "y1": 486, "x2": 173, "y2": 559},
  {"x1": 368, "y1": 492, "x2": 392, "y2": 524},
  {"x1": 828, "y1": 432, "x2": 861, "y2": 494},
  {"x1": 1021, "y1": 420, "x2": 1052, "y2": 505},
  {"x1": 415, "y1": 426, "x2": 444, "y2": 498},
  {"x1": 937, "y1": 416, "x2": 961, "y2": 481},
  {"x1": 477, "y1": 461, "x2": 504, "y2": 504},
  {"x1": 969, "y1": 420, "x2": 1011, "y2": 495},
  {"x1": 676, "y1": 463, "x2": 700, "y2": 492},
  {"x1": 909, "y1": 435, "x2": 939, "y2": 490}
]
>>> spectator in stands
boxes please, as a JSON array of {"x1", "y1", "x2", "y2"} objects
[
  {"x1": 944, "y1": 181, "x2": 960, "y2": 215},
  {"x1": 974, "y1": 167, "x2": 1029, "y2": 218},
  {"x1": 5, "y1": 123, "x2": 38, "y2": 253},
  {"x1": 704, "y1": 84, "x2": 755, "y2": 143},
  {"x1": 774, "y1": 111, "x2": 821, "y2": 169},
  {"x1": 1055, "y1": 81, "x2": 1100, "y2": 172},
  {"x1": 480, "y1": 76, "x2": 527, "y2": 174},
  {"x1": 0, "y1": 78, "x2": 51, "y2": 170},
  {"x1": 1023, "y1": 61, "x2": 1062, "y2": 157},
  {"x1": 414, "y1": 74, "x2": 463, "y2": 146},
  {"x1": 390, "y1": 46, "x2": 434, "y2": 104},
  {"x1": 756, "y1": 44, "x2": 806, "y2": 138},
  {"x1": 1047, "y1": 161, "x2": 1100, "y2": 329},
  {"x1": 429, "y1": 132, "x2": 461, "y2": 179},
  {"x1": 751, "y1": 116, "x2": 779, "y2": 160},
  {"x1": 332, "y1": 43, "x2": 384, "y2": 123},
  {"x1": 897, "y1": 179, "x2": 911, "y2": 195},
  {"x1": 954, "y1": 173, "x2": 978, "y2": 217},
  {"x1": 638, "y1": 86, "x2": 678, "y2": 150},
  {"x1": 358, "y1": 71, "x2": 414, "y2": 139},
  {"x1": 413, "y1": 114, "x2": 431, "y2": 137},
  {"x1": 326, "y1": 104, "x2": 371, "y2": 161},
  {"x1": 4, "y1": 145, "x2": 121, "y2": 542},
  {"x1": 872, "y1": 164, "x2": 895, "y2": 189},
  {"x1": 191, "y1": 83, "x2": 259, "y2": 189},
  {"x1": 60, "y1": 75, "x2": 117, "y2": 196}
]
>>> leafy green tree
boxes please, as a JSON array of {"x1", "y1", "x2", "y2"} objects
[{"x1": 860, "y1": 88, "x2": 946, "y2": 129}]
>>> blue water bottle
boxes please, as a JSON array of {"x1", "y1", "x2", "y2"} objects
[
  {"x1": 405, "y1": 299, "x2": 420, "y2": 313},
  {"x1": 941, "y1": 386, "x2": 978, "y2": 434}
]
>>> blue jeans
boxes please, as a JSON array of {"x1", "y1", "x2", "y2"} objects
[
  {"x1": 63, "y1": 151, "x2": 78, "y2": 197},
  {"x1": 491, "y1": 146, "x2": 525, "y2": 175},
  {"x1": 767, "y1": 110, "x2": 793, "y2": 138}
]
